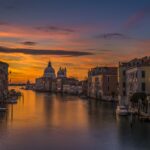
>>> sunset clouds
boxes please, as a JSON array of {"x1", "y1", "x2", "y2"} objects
[{"x1": 0, "y1": 0, "x2": 150, "y2": 83}]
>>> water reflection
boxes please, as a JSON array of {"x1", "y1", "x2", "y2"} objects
[
  {"x1": 40, "y1": 93, "x2": 89, "y2": 129},
  {"x1": 116, "y1": 116, "x2": 150, "y2": 150},
  {"x1": 0, "y1": 87, "x2": 149, "y2": 150}
]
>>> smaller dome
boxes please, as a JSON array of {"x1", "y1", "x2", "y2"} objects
[{"x1": 57, "y1": 67, "x2": 67, "y2": 78}]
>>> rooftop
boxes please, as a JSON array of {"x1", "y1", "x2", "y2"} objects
[
  {"x1": 119, "y1": 56, "x2": 150, "y2": 68},
  {"x1": 88, "y1": 66, "x2": 117, "y2": 76},
  {"x1": 0, "y1": 61, "x2": 9, "y2": 66}
]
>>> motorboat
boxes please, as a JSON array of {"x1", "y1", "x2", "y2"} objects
[
  {"x1": 116, "y1": 105, "x2": 128, "y2": 116},
  {"x1": 0, "y1": 107, "x2": 7, "y2": 112}
]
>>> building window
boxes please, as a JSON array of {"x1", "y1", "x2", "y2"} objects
[
  {"x1": 107, "y1": 76, "x2": 109, "y2": 82},
  {"x1": 123, "y1": 82, "x2": 126, "y2": 88},
  {"x1": 123, "y1": 90, "x2": 126, "y2": 96},
  {"x1": 95, "y1": 77, "x2": 99, "y2": 82},
  {"x1": 141, "y1": 82, "x2": 146, "y2": 92},
  {"x1": 123, "y1": 70, "x2": 126, "y2": 76},
  {"x1": 141, "y1": 71, "x2": 145, "y2": 78},
  {"x1": 136, "y1": 71, "x2": 138, "y2": 78},
  {"x1": 108, "y1": 86, "x2": 109, "y2": 91}
]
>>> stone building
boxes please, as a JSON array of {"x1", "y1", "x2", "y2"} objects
[
  {"x1": 88, "y1": 67, "x2": 118, "y2": 100},
  {"x1": 62, "y1": 78, "x2": 79, "y2": 95},
  {"x1": 56, "y1": 67, "x2": 67, "y2": 93},
  {"x1": 35, "y1": 61, "x2": 86, "y2": 96},
  {"x1": 35, "y1": 61, "x2": 56, "y2": 92},
  {"x1": 56, "y1": 68, "x2": 83, "y2": 95},
  {"x1": 79, "y1": 80, "x2": 88, "y2": 96},
  {"x1": 0, "y1": 61, "x2": 9, "y2": 100},
  {"x1": 118, "y1": 56, "x2": 150, "y2": 106}
]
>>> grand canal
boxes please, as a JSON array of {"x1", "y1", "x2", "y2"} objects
[{"x1": 0, "y1": 87, "x2": 150, "y2": 150}]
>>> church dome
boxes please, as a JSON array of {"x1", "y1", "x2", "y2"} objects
[
  {"x1": 57, "y1": 67, "x2": 67, "y2": 78},
  {"x1": 44, "y1": 61, "x2": 56, "y2": 78}
]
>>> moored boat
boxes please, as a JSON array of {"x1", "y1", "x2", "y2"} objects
[
  {"x1": 116, "y1": 105, "x2": 129, "y2": 116},
  {"x1": 0, "y1": 107, "x2": 7, "y2": 112}
]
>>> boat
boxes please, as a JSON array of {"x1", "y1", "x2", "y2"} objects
[
  {"x1": 116, "y1": 105, "x2": 129, "y2": 116},
  {"x1": 0, "y1": 107, "x2": 7, "y2": 112}
]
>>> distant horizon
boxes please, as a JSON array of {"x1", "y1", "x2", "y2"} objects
[{"x1": 5, "y1": 55, "x2": 150, "y2": 84}]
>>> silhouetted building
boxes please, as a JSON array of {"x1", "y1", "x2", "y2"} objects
[
  {"x1": 0, "y1": 61, "x2": 9, "y2": 100},
  {"x1": 44, "y1": 61, "x2": 56, "y2": 79},
  {"x1": 56, "y1": 67, "x2": 67, "y2": 92},
  {"x1": 35, "y1": 61, "x2": 56, "y2": 92},
  {"x1": 57, "y1": 67, "x2": 67, "y2": 78},
  {"x1": 25, "y1": 80, "x2": 34, "y2": 90},
  {"x1": 35, "y1": 61, "x2": 85, "y2": 95},
  {"x1": 80, "y1": 80, "x2": 88, "y2": 96}
]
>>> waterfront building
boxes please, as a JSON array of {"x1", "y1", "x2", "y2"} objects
[
  {"x1": 62, "y1": 78, "x2": 79, "y2": 95},
  {"x1": 35, "y1": 61, "x2": 56, "y2": 92},
  {"x1": 118, "y1": 56, "x2": 150, "y2": 106},
  {"x1": 25, "y1": 80, "x2": 34, "y2": 90},
  {"x1": 76, "y1": 81, "x2": 84, "y2": 95},
  {"x1": 0, "y1": 61, "x2": 9, "y2": 100},
  {"x1": 79, "y1": 80, "x2": 88, "y2": 96},
  {"x1": 56, "y1": 67, "x2": 67, "y2": 92},
  {"x1": 56, "y1": 68, "x2": 83, "y2": 95},
  {"x1": 57, "y1": 67, "x2": 67, "y2": 78},
  {"x1": 87, "y1": 67, "x2": 118, "y2": 100},
  {"x1": 118, "y1": 62, "x2": 127, "y2": 105}
]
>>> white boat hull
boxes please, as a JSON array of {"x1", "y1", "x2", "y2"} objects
[
  {"x1": 0, "y1": 107, "x2": 7, "y2": 112},
  {"x1": 116, "y1": 106, "x2": 129, "y2": 116}
]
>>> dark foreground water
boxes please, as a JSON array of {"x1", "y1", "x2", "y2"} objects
[{"x1": 0, "y1": 87, "x2": 150, "y2": 150}]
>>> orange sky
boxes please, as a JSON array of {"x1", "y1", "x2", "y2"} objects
[{"x1": 0, "y1": 23, "x2": 150, "y2": 83}]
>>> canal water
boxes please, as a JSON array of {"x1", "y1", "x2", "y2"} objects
[{"x1": 0, "y1": 87, "x2": 150, "y2": 150}]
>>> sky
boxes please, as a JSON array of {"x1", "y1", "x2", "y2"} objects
[{"x1": 0, "y1": 0, "x2": 150, "y2": 83}]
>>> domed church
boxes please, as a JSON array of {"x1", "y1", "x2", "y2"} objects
[
  {"x1": 35, "y1": 61, "x2": 56, "y2": 92},
  {"x1": 44, "y1": 61, "x2": 56, "y2": 79},
  {"x1": 35, "y1": 61, "x2": 68, "y2": 92}
]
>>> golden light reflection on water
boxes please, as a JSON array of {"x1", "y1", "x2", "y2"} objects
[
  {"x1": 0, "y1": 87, "x2": 150, "y2": 150},
  {"x1": 6, "y1": 87, "x2": 89, "y2": 130},
  {"x1": 48, "y1": 98, "x2": 88, "y2": 128}
]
